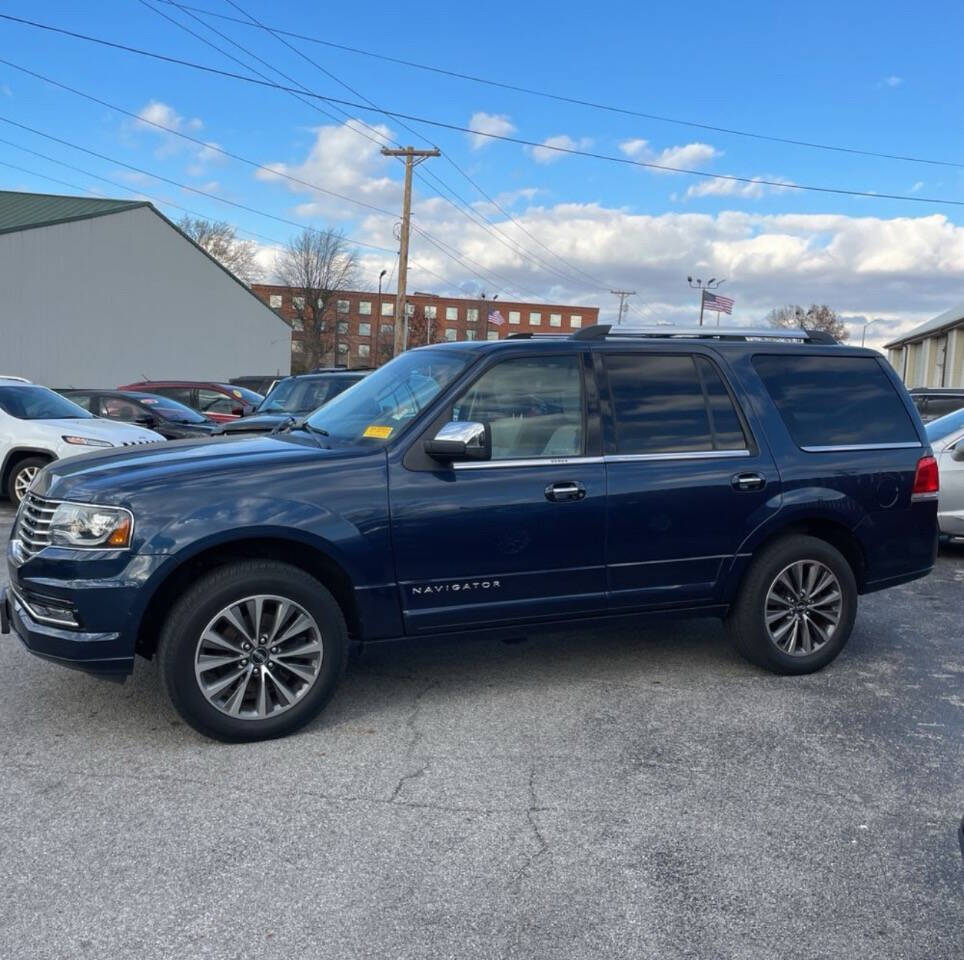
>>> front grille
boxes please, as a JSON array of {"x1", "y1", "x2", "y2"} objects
[{"x1": 14, "y1": 493, "x2": 56, "y2": 561}]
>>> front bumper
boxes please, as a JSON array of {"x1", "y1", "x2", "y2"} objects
[{"x1": 1, "y1": 585, "x2": 133, "y2": 678}]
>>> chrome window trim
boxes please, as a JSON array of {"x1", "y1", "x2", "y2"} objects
[
  {"x1": 609, "y1": 553, "x2": 729, "y2": 568},
  {"x1": 801, "y1": 442, "x2": 922, "y2": 453},
  {"x1": 454, "y1": 456, "x2": 604, "y2": 470},
  {"x1": 605, "y1": 449, "x2": 751, "y2": 463},
  {"x1": 9, "y1": 585, "x2": 79, "y2": 629}
]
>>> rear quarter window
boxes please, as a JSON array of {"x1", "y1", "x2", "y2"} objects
[{"x1": 752, "y1": 355, "x2": 918, "y2": 449}]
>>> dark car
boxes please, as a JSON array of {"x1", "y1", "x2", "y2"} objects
[
  {"x1": 230, "y1": 375, "x2": 280, "y2": 396},
  {"x1": 908, "y1": 387, "x2": 964, "y2": 422},
  {"x1": 117, "y1": 381, "x2": 263, "y2": 423},
  {"x1": 3, "y1": 326, "x2": 939, "y2": 742},
  {"x1": 217, "y1": 371, "x2": 370, "y2": 435},
  {"x1": 58, "y1": 390, "x2": 219, "y2": 440}
]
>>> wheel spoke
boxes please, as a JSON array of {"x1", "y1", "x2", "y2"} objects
[
  {"x1": 808, "y1": 616, "x2": 831, "y2": 646},
  {"x1": 273, "y1": 659, "x2": 315, "y2": 683},
  {"x1": 256, "y1": 669, "x2": 268, "y2": 717},
  {"x1": 765, "y1": 560, "x2": 841, "y2": 657},
  {"x1": 811, "y1": 590, "x2": 841, "y2": 609},
  {"x1": 200, "y1": 629, "x2": 244, "y2": 655},
  {"x1": 225, "y1": 669, "x2": 253, "y2": 715},
  {"x1": 222, "y1": 606, "x2": 254, "y2": 643},
  {"x1": 799, "y1": 617, "x2": 813, "y2": 654},
  {"x1": 267, "y1": 601, "x2": 291, "y2": 643},
  {"x1": 275, "y1": 639, "x2": 322, "y2": 658},
  {"x1": 771, "y1": 617, "x2": 795, "y2": 643},
  {"x1": 205, "y1": 669, "x2": 246, "y2": 698},
  {"x1": 785, "y1": 619, "x2": 799, "y2": 654},
  {"x1": 197, "y1": 654, "x2": 241, "y2": 673},
  {"x1": 248, "y1": 597, "x2": 265, "y2": 640},
  {"x1": 274, "y1": 613, "x2": 313, "y2": 645},
  {"x1": 265, "y1": 667, "x2": 295, "y2": 705}
]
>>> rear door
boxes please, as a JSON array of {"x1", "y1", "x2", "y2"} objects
[{"x1": 599, "y1": 349, "x2": 781, "y2": 609}]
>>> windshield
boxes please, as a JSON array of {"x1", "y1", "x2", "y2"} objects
[
  {"x1": 139, "y1": 395, "x2": 207, "y2": 424},
  {"x1": 220, "y1": 385, "x2": 263, "y2": 407},
  {"x1": 258, "y1": 376, "x2": 362, "y2": 414},
  {"x1": 925, "y1": 407, "x2": 964, "y2": 444},
  {"x1": 304, "y1": 349, "x2": 472, "y2": 444},
  {"x1": 0, "y1": 385, "x2": 94, "y2": 420}
]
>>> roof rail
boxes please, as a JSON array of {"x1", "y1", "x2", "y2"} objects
[
  {"x1": 578, "y1": 325, "x2": 837, "y2": 344},
  {"x1": 505, "y1": 331, "x2": 570, "y2": 340}
]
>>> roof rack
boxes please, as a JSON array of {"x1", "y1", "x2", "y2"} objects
[
  {"x1": 505, "y1": 331, "x2": 570, "y2": 340},
  {"x1": 571, "y1": 325, "x2": 838, "y2": 344}
]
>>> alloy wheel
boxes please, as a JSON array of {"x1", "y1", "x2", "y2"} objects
[
  {"x1": 13, "y1": 466, "x2": 39, "y2": 503},
  {"x1": 764, "y1": 560, "x2": 842, "y2": 657},
  {"x1": 194, "y1": 594, "x2": 324, "y2": 720}
]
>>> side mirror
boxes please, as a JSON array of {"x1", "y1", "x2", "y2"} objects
[
  {"x1": 135, "y1": 414, "x2": 157, "y2": 428},
  {"x1": 951, "y1": 443, "x2": 964, "y2": 463},
  {"x1": 424, "y1": 421, "x2": 490, "y2": 462},
  {"x1": 232, "y1": 406, "x2": 245, "y2": 417}
]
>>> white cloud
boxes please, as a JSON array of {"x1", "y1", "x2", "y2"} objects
[
  {"x1": 527, "y1": 134, "x2": 594, "y2": 164},
  {"x1": 467, "y1": 112, "x2": 516, "y2": 149},
  {"x1": 686, "y1": 176, "x2": 795, "y2": 199},
  {"x1": 619, "y1": 139, "x2": 719, "y2": 172},
  {"x1": 135, "y1": 100, "x2": 202, "y2": 134},
  {"x1": 257, "y1": 119, "x2": 400, "y2": 219},
  {"x1": 1, "y1": 84, "x2": 11, "y2": 98},
  {"x1": 910, "y1": 181, "x2": 925, "y2": 194},
  {"x1": 880, "y1": 75, "x2": 903, "y2": 88}
]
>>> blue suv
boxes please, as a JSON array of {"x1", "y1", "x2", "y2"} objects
[{"x1": 1, "y1": 326, "x2": 939, "y2": 741}]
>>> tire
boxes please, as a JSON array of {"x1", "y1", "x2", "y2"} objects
[
  {"x1": 725, "y1": 534, "x2": 858, "y2": 675},
  {"x1": 6, "y1": 456, "x2": 50, "y2": 506},
  {"x1": 158, "y1": 560, "x2": 349, "y2": 742}
]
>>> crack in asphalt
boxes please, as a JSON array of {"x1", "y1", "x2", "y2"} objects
[{"x1": 513, "y1": 763, "x2": 550, "y2": 884}]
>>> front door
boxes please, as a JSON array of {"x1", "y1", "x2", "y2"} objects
[
  {"x1": 598, "y1": 349, "x2": 781, "y2": 609},
  {"x1": 389, "y1": 350, "x2": 608, "y2": 635}
]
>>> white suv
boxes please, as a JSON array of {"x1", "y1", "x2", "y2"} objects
[{"x1": 0, "y1": 379, "x2": 165, "y2": 505}]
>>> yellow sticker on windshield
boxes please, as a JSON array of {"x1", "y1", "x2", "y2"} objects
[{"x1": 363, "y1": 425, "x2": 393, "y2": 439}]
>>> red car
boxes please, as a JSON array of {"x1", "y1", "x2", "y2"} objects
[{"x1": 118, "y1": 381, "x2": 263, "y2": 423}]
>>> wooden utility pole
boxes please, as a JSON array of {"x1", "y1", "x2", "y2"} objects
[
  {"x1": 610, "y1": 289, "x2": 635, "y2": 325},
  {"x1": 381, "y1": 146, "x2": 440, "y2": 356}
]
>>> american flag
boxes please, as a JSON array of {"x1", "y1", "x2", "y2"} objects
[
  {"x1": 702, "y1": 291, "x2": 734, "y2": 314},
  {"x1": 487, "y1": 308, "x2": 506, "y2": 326}
]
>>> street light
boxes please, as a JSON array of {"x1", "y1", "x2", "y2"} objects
[
  {"x1": 375, "y1": 268, "x2": 387, "y2": 363},
  {"x1": 861, "y1": 317, "x2": 883, "y2": 347},
  {"x1": 687, "y1": 276, "x2": 726, "y2": 327}
]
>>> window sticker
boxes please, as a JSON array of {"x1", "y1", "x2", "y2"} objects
[{"x1": 362, "y1": 424, "x2": 393, "y2": 439}]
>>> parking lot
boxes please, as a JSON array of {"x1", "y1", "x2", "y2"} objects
[{"x1": 0, "y1": 501, "x2": 961, "y2": 959}]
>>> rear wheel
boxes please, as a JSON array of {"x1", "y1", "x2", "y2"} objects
[
  {"x1": 159, "y1": 560, "x2": 348, "y2": 741},
  {"x1": 725, "y1": 535, "x2": 857, "y2": 675},
  {"x1": 7, "y1": 456, "x2": 50, "y2": 505}
]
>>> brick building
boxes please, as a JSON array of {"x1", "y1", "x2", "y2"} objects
[{"x1": 251, "y1": 284, "x2": 599, "y2": 370}]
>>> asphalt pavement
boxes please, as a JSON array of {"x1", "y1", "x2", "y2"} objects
[{"x1": 0, "y1": 502, "x2": 961, "y2": 959}]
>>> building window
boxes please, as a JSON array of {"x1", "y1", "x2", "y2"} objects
[
  {"x1": 570, "y1": 315, "x2": 582, "y2": 328},
  {"x1": 424, "y1": 304, "x2": 437, "y2": 319},
  {"x1": 337, "y1": 321, "x2": 348, "y2": 334},
  {"x1": 445, "y1": 305, "x2": 458, "y2": 321},
  {"x1": 508, "y1": 310, "x2": 521, "y2": 325},
  {"x1": 487, "y1": 331, "x2": 499, "y2": 340},
  {"x1": 381, "y1": 301, "x2": 394, "y2": 316},
  {"x1": 380, "y1": 323, "x2": 394, "y2": 335},
  {"x1": 529, "y1": 312, "x2": 542, "y2": 326},
  {"x1": 291, "y1": 318, "x2": 304, "y2": 332},
  {"x1": 466, "y1": 308, "x2": 479, "y2": 323},
  {"x1": 358, "y1": 322, "x2": 371, "y2": 337},
  {"x1": 464, "y1": 330, "x2": 476, "y2": 340},
  {"x1": 445, "y1": 328, "x2": 458, "y2": 341},
  {"x1": 316, "y1": 297, "x2": 324, "y2": 310},
  {"x1": 550, "y1": 313, "x2": 562, "y2": 327},
  {"x1": 337, "y1": 299, "x2": 350, "y2": 314},
  {"x1": 292, "y1": 296, "x2": 305, "y2": 310},
  {"x1": 358, "y1": 343, "x2": 371, "y2": 358},
  {"x1": 292, "y1": 341, "x2": 303, "y2": 353},
  {"x1": 269, "y1": 294, "x2": 282, "y2": 309},
  {"x1": 337, "y1": 342, "x2": 349, "y2": 354},
  {"x1": 406, "y1": 303, "x2": 415, "y2": 316}
]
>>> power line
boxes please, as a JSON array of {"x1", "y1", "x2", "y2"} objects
[
  {"x1": 4, "y1": 14, "x2": 962, "y2": 207},
  {"x1": 151, "y1": 1, "x2": 964, "y2": 173}
]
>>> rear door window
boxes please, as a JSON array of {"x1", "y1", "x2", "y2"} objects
[
  {"x1": 752, "y1": 355, "x2": 918, "y2": 449},
  {"x1": 603, "y1": 354, "x2": 748, "y2": 454}
]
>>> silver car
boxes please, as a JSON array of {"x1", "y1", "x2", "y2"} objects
[{"x1": 925, "y1": 408, "x2": 964, "y2": 539}]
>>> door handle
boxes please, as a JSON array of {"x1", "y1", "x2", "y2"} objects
[
  {"x1": 731, "y1": 473, "x2": 765, "y2": 492},
  {"x1": 545, "y1": 481, "x2": 586, "y2": 502}
]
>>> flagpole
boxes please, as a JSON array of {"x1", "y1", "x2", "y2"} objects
[{"x1": 699, "y1": 289, "x2": 706, "y2": 327}]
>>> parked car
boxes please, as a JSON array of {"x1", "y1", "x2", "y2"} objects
[
  {"x1": 117, "y1": 381, "x2": 263, "y2": 423},
  {"x1": 230, "y1": 375, "x2": 280, "y2": 396},
  {"x1": 2, "y1": 326, "x2": 939, "y2": 742},
  {"x1": 58, "y1": 390, "x2": 220, "y2": 440},
  {"x1": 0, "y1": 382, "x2": 163, "y2": 505},
  {"x1": 216, "y1": 370, "x2": 370, "y2": 435},
  {"x1": 924, "y1": 408, "x2": 964, "y2": 538},
  {"x1": 909, "y1": 387, "x2": 964, "y2": 422}
]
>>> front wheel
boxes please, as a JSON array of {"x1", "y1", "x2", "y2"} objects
[
  {"x1": 7, "y1": 456, "x2": 50, "y2": 505},
  {"x1": 159, "y1": 560, "x2": 349, "y2": 741},
  {"x1": 725, "y1": 535, "x2": 858, "y2": 675}
]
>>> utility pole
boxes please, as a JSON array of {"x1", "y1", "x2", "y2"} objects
[
  {"x1": 610, "y1": 289, "x2": 635, "y2": 325},
  {"x1": 382, "y1": 146, "x2": 440, "y2": 356}
]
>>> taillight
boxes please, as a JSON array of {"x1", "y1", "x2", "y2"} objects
[{"x1": 912, "y1": 456, "x2": 939, "y2": 499}]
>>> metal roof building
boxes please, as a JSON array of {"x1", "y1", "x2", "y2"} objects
[
  {"x1": 0, "y1": 189, "x2": 290, "y2": 387},
  {"x1": 884, "y1": 304, "x2": 964, "y2": 388}
]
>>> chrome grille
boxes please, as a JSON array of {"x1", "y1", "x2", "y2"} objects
[{"x1": 14, "y1": 493, "x2": 57, "y2": 561}]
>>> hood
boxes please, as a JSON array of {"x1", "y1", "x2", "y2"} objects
[
  {"x1": 45, "y1": 417, "x2": 164, "y2": 445},
  {"x1": 36, "y1": 433, "x2": 361, "y2": 504},
  {"x1": 218, "y1": 412, "x2": 292, "y2": 433}
]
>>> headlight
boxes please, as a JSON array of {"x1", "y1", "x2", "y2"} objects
[
  {"x1": 48, "y1": 503, "x2": 134, "y2": 549},
  {"x1": 62, "y1": 435, "x2": 113, "y2": 448}
]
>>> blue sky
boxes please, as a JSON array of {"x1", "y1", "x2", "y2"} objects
[{"x1": 2, "y1": 0, "x2": 963, "y2": 345}]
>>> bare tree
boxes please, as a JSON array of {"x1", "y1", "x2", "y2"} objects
[
  {"x1": 406, "y1": 306, "x2": 445, "y2": 349},
  {"x1": 765, "y1": 303, "x2": 850, "y2": 342},
  {"x1": 276, "y1": 229, "x2": 359, "y2": 370},
  {"x1": 177, "y1": 216, "x2": 260, "y2": 284}
]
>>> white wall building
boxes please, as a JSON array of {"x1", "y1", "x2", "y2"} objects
[
  {"x1": 0, "y1": 190, "x2": 290, "y2": 387},
  {"x1": 885, "y1": 304, "x2": 964, "y2": 388}
]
